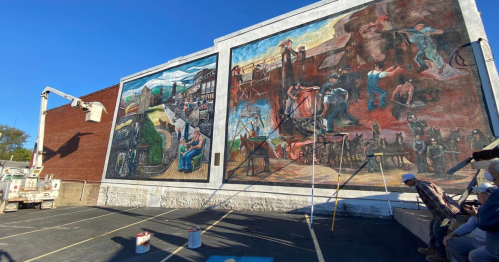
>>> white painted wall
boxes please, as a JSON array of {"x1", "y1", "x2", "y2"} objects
[{"x1": 98, "y1": 0, "x2": 497, "y2": 217}]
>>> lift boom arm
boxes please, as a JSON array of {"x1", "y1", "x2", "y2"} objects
[{"x1": 30, "y1": 86, "x2": 105, "y2": 177}]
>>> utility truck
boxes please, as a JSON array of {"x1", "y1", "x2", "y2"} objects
[{"x1": 0, "y1": 87, "x2": 106, "y2": 213}]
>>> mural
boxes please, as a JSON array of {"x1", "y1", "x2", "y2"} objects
[
  {"x1": 225, "y1": 0, "x2": 494, "y2": 191},
  {"x1": 106, "y1": 55, "x2": 217, "y2": 181}
]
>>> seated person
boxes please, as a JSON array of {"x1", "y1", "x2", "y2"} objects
[
  {"x1": 179, "y1": 138, "x2": 187, "y2": 156},
  {"x1": 178, "y1": 128, "x2": 204, "y2": 173},
  {"x1": 444, "y1": 183, "x2": 498, "y2": 262}
]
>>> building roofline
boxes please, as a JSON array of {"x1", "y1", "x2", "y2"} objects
[
  {"x1": 46, "y1": 84, "x2": 120, "y2": 112},
  {"x1": 120, "y1": 0, "x2": 339, "y2": 83}
]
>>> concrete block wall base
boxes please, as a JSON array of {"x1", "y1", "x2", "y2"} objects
[
  {"x1": 97, "y1": 185, "x2": 407, "y2": 218},
  {"x1": 55, "y1": 182, "x2": 100, "y2": 207},
  {"x1": 394, "y1": 208, "x2": 431, "y2": 244}
]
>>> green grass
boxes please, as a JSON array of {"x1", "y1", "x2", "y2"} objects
[
  {"x1": 140, "y1": 115, "x2": 164, "y2": 165},
  {"x1": 227, "y1": 139, "x2": 240, "y2": 154}
]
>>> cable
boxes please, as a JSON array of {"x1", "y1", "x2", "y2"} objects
[
  {"x1": 449, "y1": 38, "x2": 496, "y2": 68},
  {"x1": 226, "y1": 90, "x2": 317, "y2": 179}
]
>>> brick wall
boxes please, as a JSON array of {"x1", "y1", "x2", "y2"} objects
[{"x1": 41, "y1": 84, "x2": 119, "y2": 181}]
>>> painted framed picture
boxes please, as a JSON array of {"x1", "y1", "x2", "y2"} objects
[
  {"x1": 106, "y1": 54, "x2": 218, "y2": 182},
  {"x1": 224, "y1": 0, "x2": 493, "y2": 192}
]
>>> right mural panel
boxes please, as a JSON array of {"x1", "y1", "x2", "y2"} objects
[{"x1": 224, "y1": 0, "x2": 494, "y2": 192}]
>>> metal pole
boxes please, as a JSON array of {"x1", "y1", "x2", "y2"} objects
[
  {"x1": 331, "y1": 135, "x2": 346, "y2": 237},
  {"x1": 378, "y1": 155, "x2": 393, "y2": 218},
  {"x1": 311, "y1": 94, "x2": 317, "y2": 229}
]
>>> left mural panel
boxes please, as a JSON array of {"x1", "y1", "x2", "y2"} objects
[{"x1": 105, "y1": 54, "x2": 218, "y2": 181}]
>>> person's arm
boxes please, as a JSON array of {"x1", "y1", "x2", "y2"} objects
[
  {"x1": 194, "y1": 136, "x2": 204, "y2": 149},
  {"x1": 422, "y1": 141, "x2": 426, "y2": 153},
  {"x1": 287, "y1": 86, "x2": 296, "y2": 99},
  {"x1": 385, "y1": 66, "x2": 396, "y2": 72},
  {"x1": 391, "y1": 85, "x2": 401, "y2": 101},
  {"x1": 385, "y1": 67, "x2": 403, "y2": 77},
  {"x1": 437, "y1": 146, "x2": 445, "y2": 158},
  {"x1": 412, "y1": 141, "x2": 417, "y2": 151},
  {"x1": 454, "y1": 216, "x2": 478, "y2": 237},
  {"x1": 425, "y1": 28, "x2": 443, "y2": 35},
  {"x1": 345, "y1": 92, "x2": 349, "y2": 101},
  {"x1": 399, "y1": 29, "x2": 412, "y2": 39},
  {"x1": 321, "y1": 104, "x2": 329, "y2": 117},
  {"x1": 407, "y1": 85, "x2": 414, "y2": 105},
  {"x1": 423, "y1": 183, "x2": 457, "y2": 220},
  {"x1": 300, "y1": 85, "x2": 317, "y2": 91}
]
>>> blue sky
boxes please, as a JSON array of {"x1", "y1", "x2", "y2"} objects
[
  {"x1": 122, "y1": 54, "x2": 217, "y2": 96},
  {"x1": 232, "y1": 19, "x2": 330, "y2": 65},
  {"x1": 1, "y1": 0, "x2": 498, "y2": 147}
]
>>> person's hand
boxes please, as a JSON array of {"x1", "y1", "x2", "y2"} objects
[
  {"x1": 443, "y1": 234, "x2": 455, "y2": 247},
  {"x1": 464, "y1": 205, "x2": 478, "y2": 217}
]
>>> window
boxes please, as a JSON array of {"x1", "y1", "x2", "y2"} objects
[
  {"x1": 211, "y1": 80, "x2": 215, "y2": 92},
  {"x1": 201, "y1": 85, "x2": 205, "y2": 94},
  {"x1": 207, "y1": 81, "x2": 211, "y2": 88}
]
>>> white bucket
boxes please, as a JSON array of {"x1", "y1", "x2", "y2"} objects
[
  {"x1": 136, "y1": 232, "x2": 151, "y2": 254},
  {"x1": 188, "y1": 227, "x2": 201, "y2": 249}
]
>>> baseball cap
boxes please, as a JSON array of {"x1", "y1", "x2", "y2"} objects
[
  {"x1": 472, "y1": 182, "x2": 498, "y2": 195},
  {"x1": 401, "y1": 173, "x2": 416, "y2": 183},
  {"x1": 484, "y1": 171, "x2": 493, "y2": 182}
]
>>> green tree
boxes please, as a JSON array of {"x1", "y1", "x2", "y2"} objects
[
  {"x1": 12, "y1": 148, "x2": 33, "y2": 162},
  {"x1": 139, "y1": 115, "x2": 164, "y2": 165},
  {"x1": 0, "y1": 125, "x2": 31, "y2": 161}
]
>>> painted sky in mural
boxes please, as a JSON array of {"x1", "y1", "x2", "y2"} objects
[
  {"x1": 106, "y1": 54, "x2": 217, "y2": 181},
  {"x1": 225, "y1": 0, "x2": 494, "y2": 192}
]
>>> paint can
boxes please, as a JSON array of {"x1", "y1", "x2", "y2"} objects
[
  {"x1": 188, "y1": 226, "x2": 201, "y2": 249},
  {"x1": 136, "y1": 232, "x2": 150, "y2": 254}
]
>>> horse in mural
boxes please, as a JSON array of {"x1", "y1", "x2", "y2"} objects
[
  {"x1": 375, "y1": 137, "x2": 390, "y2": 168},
  {"x1": 327, "y1": 136, "x2": 351, "y2": 167},
  {"x1": 239, "y1": 134, "x2": 270, "y2": 176},
  {"x1": 347, "y1": 134, "x2": 364, "y2": 167},
  {"x1": 442, "y1": 128, "x2": 462, "y2": 167},
  {"x1": 388, "y1": 133, "x2": 409, "y2": 169}
]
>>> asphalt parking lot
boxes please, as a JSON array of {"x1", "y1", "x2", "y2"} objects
[{"x1": 0, "y1": 206, "x2": 427, "y2": 262}]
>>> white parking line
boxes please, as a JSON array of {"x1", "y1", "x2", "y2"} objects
[
  {"x1": 0, "y1": 207, "x2": 137, "y2": 240},
  {"x1": 25, "y1": 209, "x2": 178, "y2": 262},
  {"x1": 2, "y1": 208, "x2": 97, "y2": 224},
  {"x1": 305, "y1": 214, "x2": 325, "y2": 262},
  {"x1": 160, "y1": 210, "x2": 233, "y2": 262}
]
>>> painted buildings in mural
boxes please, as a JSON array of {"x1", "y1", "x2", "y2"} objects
[
  {"x1": 225, "y1": 0, "x2": 494, "y2": 190},
  {"x1": 106, "y1": 55, "x2": 217, "y2": 180}
]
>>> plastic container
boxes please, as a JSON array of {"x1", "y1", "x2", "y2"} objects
[
  {"x1": 136, "y1": 232, "x2": 151, "y2": 254},
  {"x1": 188, "y1": 227, "x2": 202, "y2": 249}
]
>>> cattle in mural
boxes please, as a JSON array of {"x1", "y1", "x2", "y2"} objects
[
  {"x1": 224, "y1": 0, "x2": 494, "y2": 191},
  {"x1": 105, "y1": 55, "x2": 217, "y2": 181}
]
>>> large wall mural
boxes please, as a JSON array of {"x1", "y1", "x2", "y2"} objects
[
  {"x1": 225, "y1": 0, "x2": 494, "y2": 191},
  {"x1": 106, "y1": 55, "x2": 217, "y2": 181}
]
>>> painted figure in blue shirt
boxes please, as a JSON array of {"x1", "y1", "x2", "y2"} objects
[
  {"x1": 366, "y1": 62, "x2": 400, "y2": 111},
  {"x1": 320, "y1": 87, "x2": 359, "y2": 133},
  {"x1": 401, "y1": 23, "x2": 445, "y2": 73}
]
